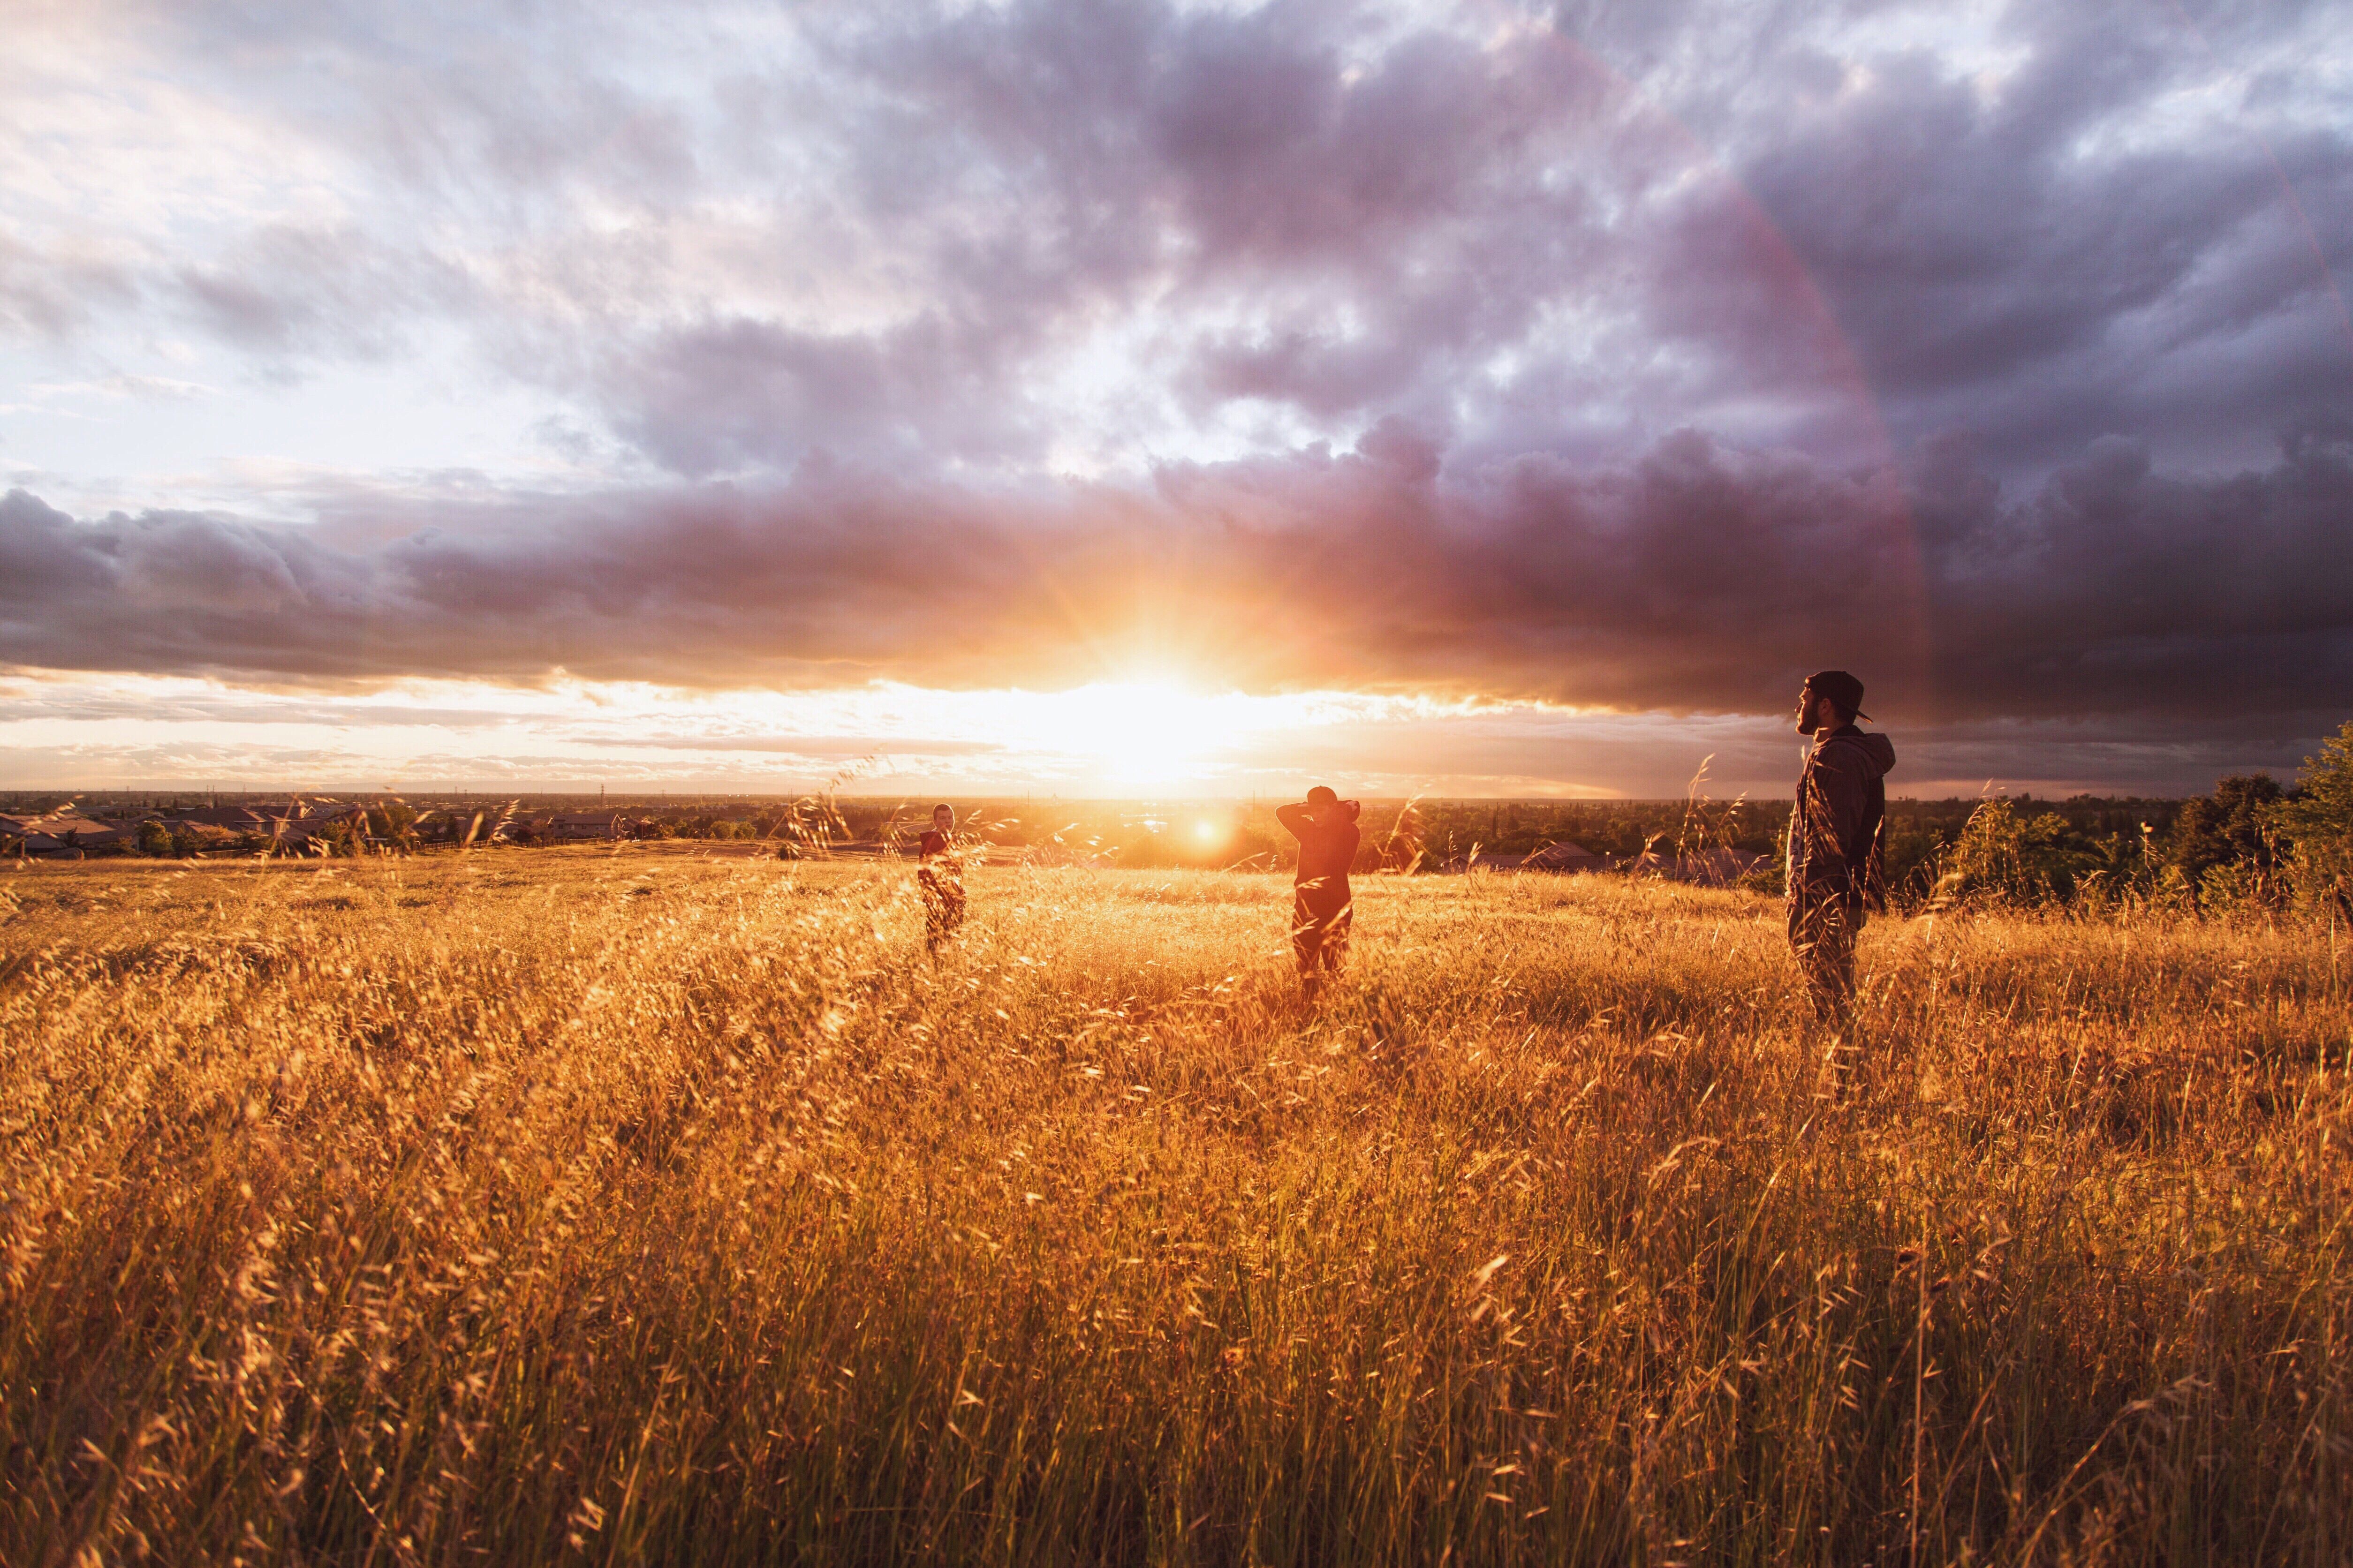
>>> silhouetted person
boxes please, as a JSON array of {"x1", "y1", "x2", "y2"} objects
[
  {"x1": 1786, "y1": 671, "x2": 1895, "y2": 1025},
  {"x1": 1277, "y1": 786, "x2": 1361, "y2": 997},
  {"x1": 918, "y1": 803, "x2": 966, "y2": 953}
]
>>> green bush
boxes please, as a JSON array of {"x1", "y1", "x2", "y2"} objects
[
  {"x1": 2196, "y1": 859, "x2": 2275, "y2": 913},
  {"x1": 1929, "y1": 799, "x2": 2101, "y2": 907},
  {"x1": 2068, "y1": 823, "x2": 2163, "y2": 911},
  {"x1": 2166, "y1": 774, "x2": 2285, "y2": 897},
  {"x1": 2275, "y1": 721, "x2": 2353, "y2": 912},
  {"x1": 1879, "y1": 816, "x2": 1947, "y2": 906}
]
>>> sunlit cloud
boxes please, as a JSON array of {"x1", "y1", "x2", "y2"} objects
[
  {"x1": 0, "y1": 0, "x2": 2347, "y2": 793},
  {"x1": 1, "y1": 670, "x2": 2327, "y2": 799},
  {"x1": 0, "y1": 671, "x2": 1582, "y2": 793}
]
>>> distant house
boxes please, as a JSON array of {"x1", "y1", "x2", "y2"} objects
[
  {"x1": 0, "y1": 812, "x2": 133, "y2": 856},
  {"x1": 0, "y1": 799, "x2": 373, "y2": 856},
  {"x1": 545, "y1": 812, "x2": 622, "y2": 841},
  {"x1": 166, "y1": 807, "x2": 308, "y2": 846},
  {"x1": 170, "y1": 806, "x2": 275, "y2": 829},
  {"x1": 236, "y1": 802, "x2": 370, "y2": 852},
  {"x1": 149, "y1": 816, "x2": 245, "y2": 852},
  {"x1": 0, "y1": 807, "x2": 270, "y2": 857},
  {"x1": 1524, "y1": 840, "x2": 1606, "y2": 872},
  {"x1": 268, "y1": 813, "x2": 330, "y2": 848}
]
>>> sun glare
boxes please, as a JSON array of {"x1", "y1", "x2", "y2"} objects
[
  {"x1": 1026, "y1": 682, "x2": 1243, "y2": 784},
  {"x1": 0, "y1": 671, "x2": 1566, "y2": 794}
]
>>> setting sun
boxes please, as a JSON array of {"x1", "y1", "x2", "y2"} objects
[{"x1": 1022, "y1": 682, "x2": 1245, "y2": 785}]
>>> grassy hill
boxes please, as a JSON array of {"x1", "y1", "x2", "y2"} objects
[{"x1": 3, "y1": 851, "x2": 2347, "y2": 1563}]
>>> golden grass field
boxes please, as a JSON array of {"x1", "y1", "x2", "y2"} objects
[{"x1": 4, "y1": 848, "x2": 2349, "y2": 1565}]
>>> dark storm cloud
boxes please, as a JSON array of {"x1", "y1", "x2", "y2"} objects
[
  {"x1": 1731, "y1": 12, "x2": 2353, "y2": 475},
  {"x1": 584, "y1": 0, "x2": 1639, "y2": 473},
  {"x1": 5, "y1": 422, "x2": 2347, "y2": 723},
  {"x1": 14, "y1": 0, "x2": 2346, "y2": 479},
  {"x1": 4, "y1": 0, "x2": 2349, "y2": 758},
  {"x1": 1916, "y1": 423, "x2": 2353, "y2": 716},
  {"x1": 618, "y1": 0, "x2": 2347, "y2": 480}
]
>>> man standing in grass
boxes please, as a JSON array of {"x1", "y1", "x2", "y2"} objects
[
  {"x1": 1787, "y1": 671, "x2": 1895, "y2": 1025},
  {"x1": 919, "y1": 803, "x2": 966, "y2": 953},
  {"x1": 1277, "y1": 786, "x2": 1361, "y2": 998}
]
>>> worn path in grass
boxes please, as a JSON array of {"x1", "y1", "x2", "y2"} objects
[{"x1": 4, "y1": 851, "x2": 2349, "y2": 1565}]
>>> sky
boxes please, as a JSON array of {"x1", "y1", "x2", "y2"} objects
[{"x1": 2, "y1": 0, "x2": 2349, "y2": 799}]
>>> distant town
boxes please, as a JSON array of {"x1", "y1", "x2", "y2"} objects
[{"x1": 0, "y1": 787, "x2": 2228, "y2": 905}]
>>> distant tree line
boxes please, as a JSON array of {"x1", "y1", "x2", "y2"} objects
[
  {"x1": 1908, "y1": 723, "x2": 2353, "y2": 915},
  {"x1": 19, "y1": 719, "x2": 2353, "y2": 918}
]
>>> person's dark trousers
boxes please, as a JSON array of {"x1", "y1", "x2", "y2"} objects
[
  {"x1": 922, "y1": 868, "x2": 965, "y2": 950},
  {"x1": 1786, "y1": 886, "x2": 1859, "y2": 1023},
  {"x1": 1292, "y1": 893, "x2": 1351, "y2": 988}
]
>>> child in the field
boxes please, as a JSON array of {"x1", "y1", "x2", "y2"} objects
[
  {"x1": 1275, "y1": 786, "x2": 1361, "y2": 996},
  {"x1": 918, "y1": 803, "x2": 966, "y2": 953}
]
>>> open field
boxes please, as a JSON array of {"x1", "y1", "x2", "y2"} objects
[{"x1": 4, "y1": 850, "x2": 2350, "y2": 1564}]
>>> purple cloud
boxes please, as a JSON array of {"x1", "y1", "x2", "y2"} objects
[
  {"x1": 5, "y1": 421, "x2": 2347, "y2": 726},
  {"x1": 0, "y1": 0, "x2": 2345, "y2": 774}
]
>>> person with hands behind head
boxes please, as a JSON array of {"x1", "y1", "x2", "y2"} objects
[
  {"x1": 1275, "y1": 785, "x2": 1361, "y2": 998},
  {"x1": 917, "y1": 803, "x2": 966, "y2": 955}
]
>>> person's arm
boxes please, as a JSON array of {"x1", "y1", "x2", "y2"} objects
[
  {"x1": 1275, "y1": 802, "x2": 1312, "y2": 839},
  {"x1": 1342, "y1": 799, "x2": 1362, "y2": 823},
  {"x1": 1816, "y1": 752, "x2": 1873, "y2": 869},
  {"x1": 1810, "y1": 752, "x2": 1875, "y2": 881},
  {"x1": 1790, "y1": 768, "x2": 1842, "y2": 887}
]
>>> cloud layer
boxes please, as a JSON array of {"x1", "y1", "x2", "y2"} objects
[
  {"x1": 6, "y1": 418, "x2": 2349, "y2": 724},
  {"x1": 0, "y1": 0, "x2": 2349, "y2": 761}
]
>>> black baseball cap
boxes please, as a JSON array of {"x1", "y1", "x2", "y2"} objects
[
  {"x1": 1305, "y1": 785, "x2": 1339, "y2": 806},
  {"x1": 1802, "y1": 670, "x2": 1870, "y2": 721}
]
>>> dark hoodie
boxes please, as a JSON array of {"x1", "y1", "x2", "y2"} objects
[
  {"x1": 1276, "y1": 799, "x2": 1361, "y2": 914},
  {"x1": 1788, "y1": 725, "x2": 1897, "y2": 910}
]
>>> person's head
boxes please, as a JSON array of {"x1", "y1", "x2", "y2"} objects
[
  {"x1": 1305, "y1": 784, "x2": 1341, "y2": 821},
  {"x1": 1795, "y1": 671, "x2": 1869, "y2": 735},
  {"x1": 932, "y1": 803, "x2": 954, "y2": 829}
]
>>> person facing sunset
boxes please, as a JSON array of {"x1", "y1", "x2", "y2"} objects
[
  {"x1": 918, "y1": 803, "x2": 966, "y2": 953},
  {"x1": 1276, "y1": 786, "x2": 1361, "y2": 997},
  {"x1": 1786, "y1": 671, "x2": 1895, "y2": 1026}
]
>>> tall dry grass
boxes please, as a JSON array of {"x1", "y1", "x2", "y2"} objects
[{"x1": 2, "y1": 851, "x2": 2348, "y2": 1565}]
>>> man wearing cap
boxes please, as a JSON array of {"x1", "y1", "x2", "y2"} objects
[
  {"x1": 1276, "y1": 786, "x2": 1361, "y2": 997},
  {"x1": 1787, "y1": 671, "x2": 1896, "y2": 1025}
]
